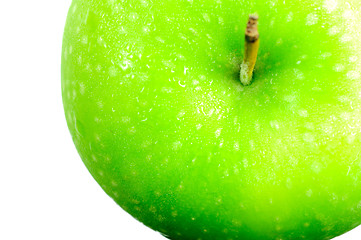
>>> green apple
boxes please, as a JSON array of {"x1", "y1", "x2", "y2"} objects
[{"x1": 62, "y1": 0, "x2": 361, "y2": 239}]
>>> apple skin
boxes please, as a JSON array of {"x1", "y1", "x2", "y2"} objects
[{"x1": 62, "y1": 0, "x2": 361, "y2": 239}]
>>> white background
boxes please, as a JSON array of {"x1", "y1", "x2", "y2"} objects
[{"x1": 0, "y1": 1, "x2": 360, "y2": 240}]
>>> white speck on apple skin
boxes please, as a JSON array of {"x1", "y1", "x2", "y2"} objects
[
  {"x1": 69, "y1": 45, "x2": 73, "y2": 55},
  {"x1": 249, "y1": 140, "x2": 255, "y2": 151},
  {"x1": 306, "y1": 189, "x2": 313, "y2": 197},
  {"x1": 324, "y1": 0, "x2": 338, "y2": 12},
  {"x1": 347, "y1": 135, "x2": 356, "y2": 144},
  {"x1": 347, "y1": 70, "x2": 361, "y2": 80},
  {"x1": 303, "y1": 132, "x2": 315, "y2": 143},
  {"x1": 234, "y1": 142, "x2": 239, "y2": 151},
  {"x1": 215, "y1": 128, "x2": 222, "y2": 138},
  {"x1": 121, "y1": 116, "x2": 130, "y2": 123},
  {"x1": 72, "y1": 89, "x2": 77, "y2": 100},
  {"x1": 172, "y1": 141, "x2": 182, "y2": 151},
  {"x1": 178, "y1": 80, "x2": 186, "y2": 87},
  {"x1": 128, "y1": 126, "x2": 136, "y2": 134},
  {"x1": 96, "y1": 101, "x2": 103, "y2": 109},
  {"x1": 242, "y1": 159, "x2": 248, "y2": 168},
  {"x1": 286, "y1": 12, "x2": 294, "y2": 22},
  {"x1": 79, "y1": 82, "x2": 86, "y2": 95},
  {"x1": 270, "y1": 120, "x2": 280, "y2": 129},
  {"x1": 333, "y1": 63, "x2": 345, "y2": 72},
  {"x1": 306, "y1": 13, "x2": 319, "y2": 25},
  {"x1": 341, "y1": 33, "x2": 353, "y2": 43},
  {"x1": 202, "y1": 13, "x2": 211, "y2": 23},
  {"x1": 311, "y1": 161, "x2": 323, "y2": 174},
  {"x1": 219, "y1": 138, "x2": 224, "y2": 148},
  {"x1": 81, "y1": 35, "x2": 88, "y2": 44},
  {"x1": 286, "y1": 178, "x2": 293, "y2": 189},
  {"x1": 298, "y1": 109, "x2": 309, "y2": 117},
  {"x1": 293, "y1": 69, "x2": 305, "y2": 80},
  {"x1": 94, "y1": 134, "x2": 101, "y2": 142},
  {"x1": 328, "y1": 25, "x2": 340, "y2": 36},
  {"x1": 350, "y1": 55, "x2": 358, "y2": 62},
  {"x1": 111, "y1": 180, "x2": 118, "y2": 187}
]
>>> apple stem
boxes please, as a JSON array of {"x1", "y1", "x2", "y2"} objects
[{"x1": 240, "y1": 15, "x2": 260, "y2": 86}]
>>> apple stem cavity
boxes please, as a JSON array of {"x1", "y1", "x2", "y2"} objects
[{"x1": 240, "y1": 15, "x2": 260, "y2": 86}]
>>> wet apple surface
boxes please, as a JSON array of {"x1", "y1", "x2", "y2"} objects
[{"x1": 62, "y1": 0, "x2": 361, "y2": 239}]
